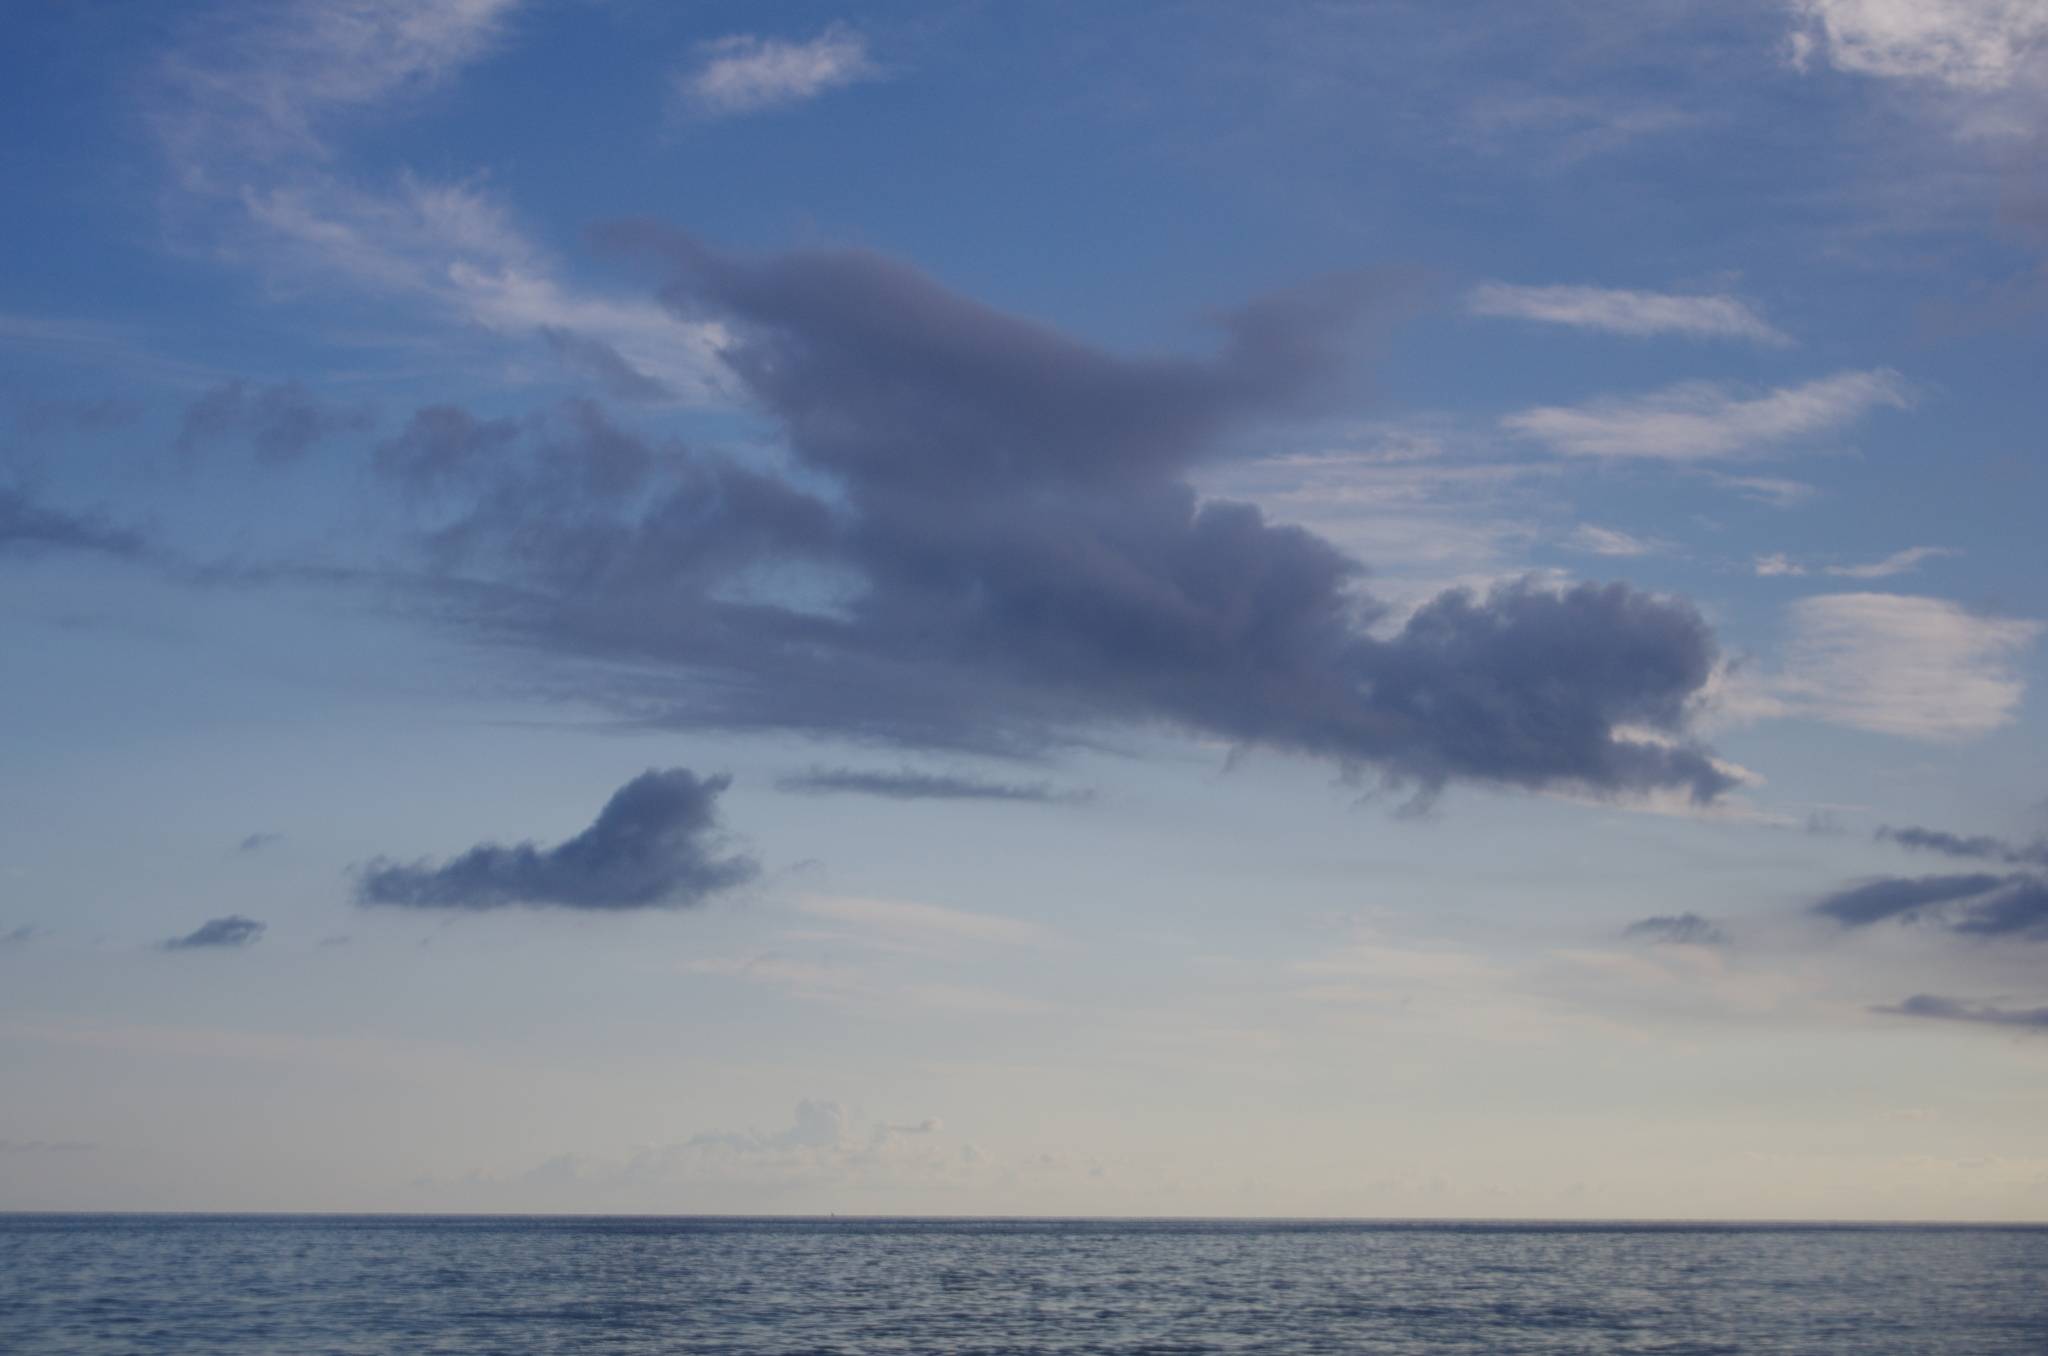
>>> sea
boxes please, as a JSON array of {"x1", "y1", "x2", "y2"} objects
[{"x1": 2, "y1": 1215, "x2": 2044, "y2": 1354}]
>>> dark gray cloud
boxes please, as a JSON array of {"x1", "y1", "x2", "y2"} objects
[
  {"x1": 777, "y1": 767, "x2": 1084, "y2": 802},
  {"x1": 1874, "y1": 995, "x2": 2048, "y2": 1029},
  {"x1": 0, "y1": 487, "x2": 143, "y2": 557},
  {"x1": 3, "y1": 925, "x2": 33, "y2": 946},
  {"x1": 391, "y1": 230, "x2": 1733, "y2": 802},
  {"x1": 1813, "y1": 872, "x2": 2048, "y2": 938},
  {"x1": 237, "y1": 832, "x2": 283, "y2": 853},
  {"x1": 176, "y1": 378, "x2": 373, "y2": 463},
  {"x1": 162, "y1": 915, "x2": 265, "y2": 950},
  {"x1": 1622, "y1": 912, "x2": 1726, "y2": 944},
  {"x1": 1877, "y1": 825, "x2": 2048, "y2": 866},
  {"x1": 540, "y1": 327, "x2": 673, "y2": 402},
  {"x1": 356, "y1": 768, "x2": 756, "y2": 910}
]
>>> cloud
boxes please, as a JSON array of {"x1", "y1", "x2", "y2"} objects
[
  {"x1": 162, "y1": 916, "x2": 265, "y2": 950},
  {"x1": 155, "y1": 1, "x2": 727, "y2": 402},
  {"x1": 1788, "y1": 0, "x2": 2048, "y2": 91},
  {"x1": 540, "y1": 327, "x2": 673, "y2": 402},
  {"x1": 776, "y1": 768, "x2": 1082, "y2": 802},
  {"x1": 678, "y1": 25, "x2": 878, "y2": 118},
  {"x1": 355, "y1": 768, "x2": 756, "y2": 910},
  {"x1": 158, "y1": 0, "x2": 523, "y2": 161},
  {"x1": 1468, "y1": 283, "x2": 1789, "y2": 343},
  {"x1": 1874, "y1": 994, "x2": 2048, "y2": 1027},
  {"x1": 413, "y1": 229, "x2": 1736, "y2": 804},
  {"x1": 1502, "y1": 370, "x2": 1910, "y2": 460},
  {"x1": 1753, "y1": 553, "x2": 1806, "y2": 576},
  {"x1": 1878, "y1": 825, "x2": 2048, "y2": 865},
  {"x1": 1758, "y1": 594, "x2": 2041, "y2": 739},
  {"x1": 175, "y1": 379, "x2": 374, "y2": 463},
  {"x1": 1622, "y1": 912, "x2": 1728, "y2": 944},
  {"x1": 237, "y1": 832, "x2": 285, "y2": 853},
  {"x1": 1813, "y1": 871, "x2": 2048, "y2": 936},
  {"x1": 0, "y1": 488, "x2": 143, "y2": 558},
  {"x1": 1566, "y1": 525, "x2": 1660, "y2": 556},
  {"x1": 1824, "y1": 546, "x2": 1954, "y2": 578}
]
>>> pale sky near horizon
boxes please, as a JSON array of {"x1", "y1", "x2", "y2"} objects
[{"x1": 4, "y1": 0, "x2": 2048, "y2": 1218}]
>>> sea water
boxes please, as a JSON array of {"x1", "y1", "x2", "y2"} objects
[{"x1": 2, "y1": 1215, "x2": 2043, "y2": 1354}]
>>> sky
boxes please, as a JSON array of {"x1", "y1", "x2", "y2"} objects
[{"x1": 3, "y1": 0, "x2": 2047, "y2": 1219}]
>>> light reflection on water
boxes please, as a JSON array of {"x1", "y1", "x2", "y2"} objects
[{"x1": 3, "y1": 1216, "x2": 2044, "y2": 1354}]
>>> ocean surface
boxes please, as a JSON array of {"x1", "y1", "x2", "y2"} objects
[{"x1": 2, "y1": 1215, "x2": 2044, "y2": 1354}]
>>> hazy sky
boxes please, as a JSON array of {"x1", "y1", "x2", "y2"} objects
[{"x1": 4, "y1": 0, "x2": 2047, "y2": 1219}]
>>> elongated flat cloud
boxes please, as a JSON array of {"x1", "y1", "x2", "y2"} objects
[
  {"x1": 1878, "y1": 825, "x2": 2048, "y2": 865},
  {"x1": 1875, "y1": 994, "x2": 2048, "y2": 1027},
  {"x1": 409, "y1": 229, "x2": 1736, "y2": 803},
  {"x1": 1825, "y1": 546, "x2": 1953, "y2": 578},
  {"x1": 1, "y1": 488, "x2": 143, "y2": 557},
  {"x1": 777, "y1": 769, "x2": 1078, "y2": 802},
  {"x1": 1788, "y1": 0, "x2": 2048, "y2": 91},
  {"x1": 1622, "y1": 912, "x2": 1727, "y2": 944},
  {"x1": 356, "y1": 768, "x2": 756, "y2": 910},
  {"x1": 162, "y1": 916, "x2": 265, "y2": 950},
  {"x1": 1503, "y1": 370, "x2": 1909, "y2": 460},
  {"x1": 1765, "y1": 594, "x2": 2040, "y2": 739},
  {"x1": 679, "y1": 26, "x2": 877, "y2": 118},
  {"x1": 1815, "y1": 871, "x2": 2048, "y2": 936},
  {"x1": 1468, "y1": 284, "x2": 1789, "y2": 343}
]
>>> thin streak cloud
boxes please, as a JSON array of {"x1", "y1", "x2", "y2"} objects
[
  {"x1": 1468, "y1": 284, "x2": 1790, "y2": 344},
  {"x1": 1502, "y1": 370, "x2": 1910, "y2": 460}
]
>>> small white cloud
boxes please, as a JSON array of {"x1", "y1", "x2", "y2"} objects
[
  {"x1": 1726, "y1": 593, "x2": 2042, "y2": 739},
  {"x1": 1502, "y1": 369, "x2": 1910, "y2": 460},
  {"x1": 1824, "y1": 546, "x2": 1955, "y2": 578},
  {"x1": 1753, "y1": 553, "x2": 1808, "y2": 576},
  {"x1": 1713, "y1": 475, "x2": 1821, "y2": 507},
  {"x1": 679, "y1": 25, "x2": 877, "y2": 118},
  {"x1": 1468, "y1": 283, "x2": 1790, "y2": 344},
  {"x1": 1565, "y1": 524, "x2": 1660, "y2": 556},
  {"x1": 1788, "y1": 0, "x2": 2048, "y2": 91}
]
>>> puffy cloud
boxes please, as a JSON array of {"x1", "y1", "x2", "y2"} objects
[
  {"x1": 161, "y1": 916, "x2": 265, "y2": 950},
  {"x1": 1468, "y1": 283, "x2": 1789, "y2": 344},
  {"x1": 408, "y1": 230, "x2": 1735, "y2": 803},
  {"x1": 1788, "y1": 0, "x2": 2048, "y2": 91},
  {"x1": 356, "y1": 768, "x2": 757, "y2": 910},
  {"x1": 1503, "y1": 370, "x2": 1910, "y2": 460},
  {"x1": 678, "y1": 25, "x2": 878, "y2": 118}
]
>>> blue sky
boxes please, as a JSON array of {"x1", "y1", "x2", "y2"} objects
[{"x1": 4, "y1": 0, "x2": 2047, "y2": 1217}]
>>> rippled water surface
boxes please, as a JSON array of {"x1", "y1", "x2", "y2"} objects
[{"x1": 3, "y1": 1215, "x2": 2044, "y2": 1354}]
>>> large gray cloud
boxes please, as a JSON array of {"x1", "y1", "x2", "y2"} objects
[
  {"x1": 1814, "y1": 823, "x2": 2048, "y2": 939},
  {"x1": 391, "y1": 231, "x2": 1734, "y2": 802},
  {"x1": 356, "y1": 768, "x2": 756, "y2": 910},
  {"x1": 1876, "y1": 825, "x2": 2048, "y2": 866}
]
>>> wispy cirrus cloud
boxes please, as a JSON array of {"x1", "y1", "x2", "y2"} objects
[
  {"x1": 155, "y1": 0, "x2": 724, "y2": 400},
  {"x1": 1468, "y1": 283, "x2": 1789, "y2": 344},
  {"x1": 1825, "y1": 546, "x2": 1955, "y2": 578},
  {"x1": 1715, "y1": 593, "x2": 2042, "y2": 740},
  {"x1": 677, "y1": 25, "x2": 878, "y2": 119},
  {"x1": 1875, "y1": 994, "x2": 2048, "y2": 1027},
  {"x1": 1503, "y1": 370, "x2": 1910, "y2": 460}
]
